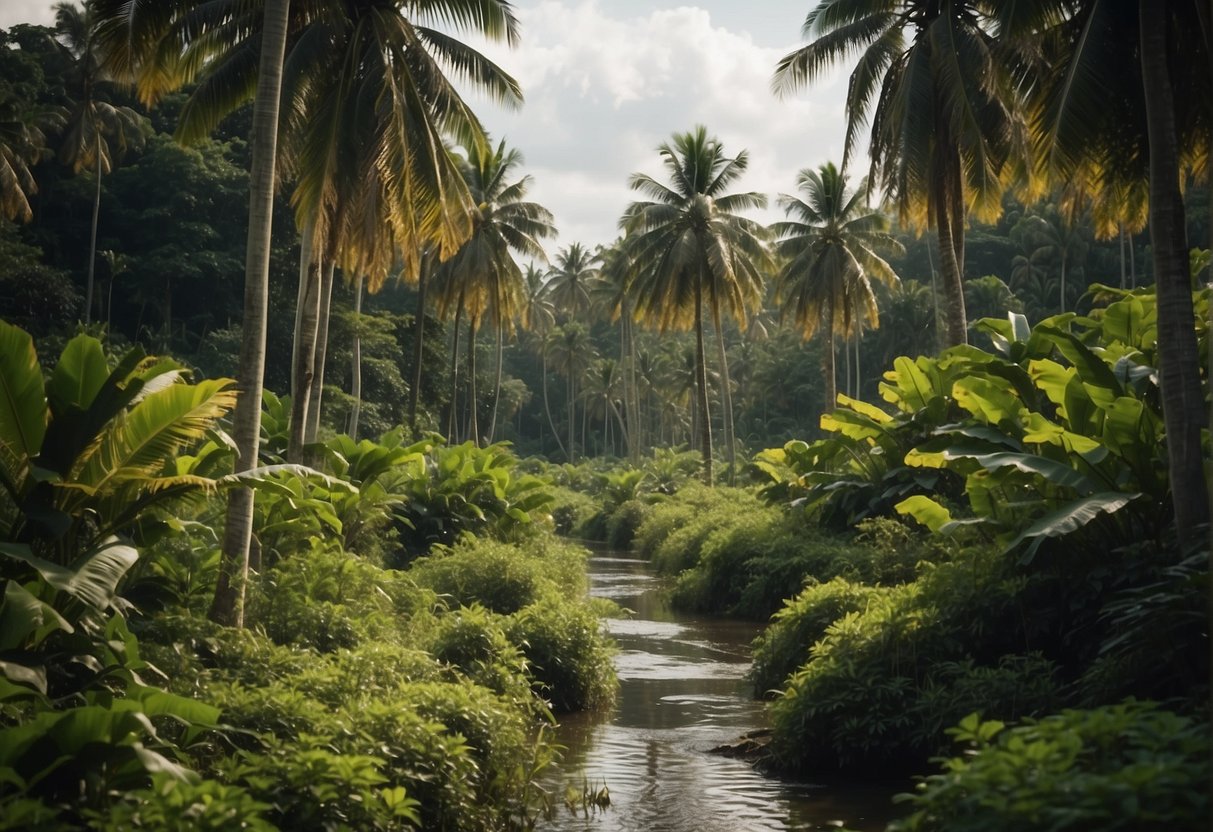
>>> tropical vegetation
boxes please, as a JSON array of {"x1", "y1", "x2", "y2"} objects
[{"x1": 0, "y1": 0, "x2": 1209, "y2": 829}]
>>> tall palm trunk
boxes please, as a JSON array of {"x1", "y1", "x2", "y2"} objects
[
  {"x1": 1139, "y1": 4, "x2": 1210, "y2": 544},
  {"x1": 541, "y1": 346, "x2": 567, "y2": 459},
  {"x1": 408, "y1": 254, "x2": 430, "y2": 433},
  {"x1": 567, "y1": 368, "x2": 576, "y2": 461},
  {"x1": 467, "y1": 317, "x2": 480, "y2": 445},
  {"x1": 710, "y1": 300, "x2": 737, "y2": 482},
  {"x1": 624, "y1": 312, "x2": 641, "y2": 461},
  {"x1": 823, "y1": 301, "x2": 837, "y2": 413},
  {"x1": 86, "y1": 129, "x2": 102, "y2": 325},
  {"x1": 934, "y1": 154, "x2": 968, "y2": 347},
  {"x1": 348, "y1": 273, "x2": 364, "y2": 438},
  {"x1": 210, "y1": 0, "x2": 291, "y2": 628},
  {"x1": 288, "y1": 220, "x2": 320, "y2": 462},
  {"x1": 693, "y1": 279, "x2": 713, "y2": 486},
  {"x1": 487, "y1": 324, "x2": 503, "y2": 442},
  {"x1": 1119, "y1": 226, "x2": 1127, "y2": 290},
  {"x1": 447, "y1": 299, "x2": 464, "y2": 441},
  {"x1": 304, "y1": 261, "x2": 335, "y2": 446}
]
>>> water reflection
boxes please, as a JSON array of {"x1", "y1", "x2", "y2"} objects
[{"x1": 538, "y1": 554, "x2": 901, "y2": 832}]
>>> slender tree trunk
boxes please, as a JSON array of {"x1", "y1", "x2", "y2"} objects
[
  {"x1": 541, "y1": 346, "x2": 567, "y2": 459},
  {"x1": 86, "y1": 131, "x2": 102, "y2": 326},
  {"x1": 210, "y1": 0, "x2": 291, "y2": 628},
  {"x1": 488, "y1": 324, "x2": 503, "y2": 442},
  {"x1": 1119, "y1": 226, "x2": 1127, "y2": 290},
  {"x1": 304, "y1": 261, "x2": 335, "y2": 446},
  {"x1": 567, "y1": 367, "x2": 576, "y2": 462},
  {"x1": 408, "y1": 255, "x2": 430, "y2": 433},
  {"x1": 467, "y1": 317, "x2": 480, "y2": 446},
  {"x1": 1060, "y1": 253, "x2": 1067, "y2": 314},
  {"x1": 694, "y1": 280, "x2": 713, "y2": 486},
  {"x1": 710, "y1": 301, "x2": 737, "y2": 483},
  {"x1": 448, "y1": 301, "x2": 464, "y2": 442},
  {"x1": 822, "y1": 317, "x2": 837, "y2": 415},
  {"x1": 288, "y1": 220, "x2": 320, "y2": 462},
  {"x1": 348, "y1": 274, "x2": 364, "y2": 438},
  {"x1": 1129, "y1": 232, "x2": 1137, "y2": 287},
  {"x1": 935, "y1": 163, "x2": 968, "y2": 347},
  {"x1": 1139, "y1": 2, "x2": 1210, "y2": 544},
  {"x1": 625, "y1": 313, "x2": 641, "y2": 461}
]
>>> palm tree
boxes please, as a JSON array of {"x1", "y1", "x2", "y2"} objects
[
  {"x1": 1013, "y1": 1, "x2": 1210, "y2": 542},
  {"x1": 433, "y1": 139, "x2": 555, "y2": 445},
  {"x1": 774, "y1": 1, "x2": 1026, "y2": 348},
  {"x1": 518, "y1": 263, "x2": 564, "y2": 458},
  {"x1": 546, "y1": 322, "x2": 596, "y2": 460},
  {"x1": 622, "y1": 126, "x2": 768, "y2": 484},
  {"x1": 546, "y1": 242, "x2": 599, "y2": 322},
  {"x1": 773, "y1": 163, "x2": 902, "y2": 414},
  {"x1": 158, "y1": 0, "x2": 522, "y2": 456},
  {"x1": 54, "y1": 1, "x2": 146, "y2": 326},
  {"x1": 0, "y1": 95, "x2": 57, "y2": 223},
  {"x1": 591, "y1": 240, "x2": 642, "y2": 461}
]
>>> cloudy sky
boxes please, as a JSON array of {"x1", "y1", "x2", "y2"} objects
[{"x1": 2, "y1": 1, "x2": 851, "y2": 253}]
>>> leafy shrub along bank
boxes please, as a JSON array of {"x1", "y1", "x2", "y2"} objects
[{"x1": 0, "y1": 324, "x2": 616, "y2": 830}]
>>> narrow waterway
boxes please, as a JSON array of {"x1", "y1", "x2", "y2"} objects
[{"x1": 539, "y1": 553, "x2": 903, "y2": 832}]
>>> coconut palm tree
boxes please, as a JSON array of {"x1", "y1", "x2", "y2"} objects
[
  {"x1": 622, "y1": 126, "x2": 768, "y2": 484},
  {"x1": 1012, "y1": 1, "x2": 1210, "y2": 542},
  {"x1": 432, "y1": 138, "x2": 555, "y2": 446},
  {"x1": 546, "y1": 322, "x2": 596, "y2": 460},
  {"x1": 54, "y1": 1, "x2": 146, "y2": 326},
  {"x1": 518, "y1": 263, "x2": 564, "y2": 457},
  {"x1": 546, "y1": 242, "x2": 599, "y2": 322},
  {"x1": 0, "y1": 96, "x2": 58, "y2": 223},
  {"x1": 591, "y1": 240, "x2": 642, "y2": 460},
  {"x1": 773, "y1": 163, "x2": 902, "y2": 414},
  {"x1": 774, "y1": 1, "x2": 1028, "y2": 348}
]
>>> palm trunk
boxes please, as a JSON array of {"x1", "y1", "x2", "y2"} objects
[
  {"x1": 467, "y1": 317, "x2": 480, "y2": 446},
  {"x1": 211, "y1": 0, "x2": 291, "y2": 628},
  {"x1": 85, "y1": 130, "x2": 102, "y2": 326},
  {"x1": 934, "y1": 161, "x2": 968, "y2": 347},
  {"x1": 694, "y1": 279, "x2": 713, "y2": 486},
  {"x1": 348, "y1": 274, "x2": 364, "y2": 438},
  {"x1": 1139, "y1": 3, "x2": 1210, "y2": 543},
  {"x1": 1060, "y1": 253, "x2": 1067, "y2": 314},
  {"x1": 1119, "y1": 226, "x2": 1127, "y2": 290},
  {"x1": 710, "y1": 300, "x2": 736, "y2": 483},
  {"x1": 487, "y1": 324, "x2": 503, "y2": 442},
  {"x1": 822, "y1": 314, "x2": 837, "y2": 414},
  {"x1": 447, "y1": 300, "x2": 464, "y2": 441},
  {"x1": 408, "y1": 254, "x2": 430, "y2": 433},
  {"x1": 567, "y1": 369, "x2": 576, "y2": 462},
  {"x1": 288, "y1": 220, "x2": 320, "y2": 462},
  {"x1": 304, "y1": 261, "x2": 335, "y2": 446},
  {"x1": 541, "y1": 346, "x2": 567, "y2": 459},
  {"x1": 624, "y1": 312, "x2": 641, "y2": 461}
]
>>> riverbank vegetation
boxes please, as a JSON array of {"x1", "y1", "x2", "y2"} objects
[{"x1": 2, "y1": 0, "x2": 1210, "y2": 829}]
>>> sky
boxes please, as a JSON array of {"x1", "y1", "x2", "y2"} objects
[{"x1": 1, "y1": 1, "x2": 852, "y2": 254}]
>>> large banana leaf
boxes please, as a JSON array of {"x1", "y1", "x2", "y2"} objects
[
  {"x1": 1010, "y1": 492, "x2": 1141, "y2": 564},
  {"x1": 0, "y1": 321, "x2": 47, "y2": 491},
  {"x1": 1, "y1": 539, "x2": 138, "y2": 611}
]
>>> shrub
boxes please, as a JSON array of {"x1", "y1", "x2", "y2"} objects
[
  {"x1": 429, "y1": 606, "x2": 534, "y2": 702},
  {"x1": 750, "y1": 578, "x2": 887, "y2": 696},
  {"x1": 549, "y1": 486, "x2": 598, "y2": 537},
  {"x1": 768, "y1": 547, "x2": 1045, "y2": 773},
  {"x1": 605, "y1": 498, "x2": 650, "y2": 550},
  {"x1": 508, "y1": 597, "x2": 617, "y2": 713},
  {"x1": 891, "y1": 702, "x2": 1210, "y2": 831},
  {"x1": 409, "y1": 537, "x2": 587, "y2": 614}
]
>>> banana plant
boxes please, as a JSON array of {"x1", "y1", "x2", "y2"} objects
[{"x1": 896, "y1": 289, "x2": 1206, "y2": 561}]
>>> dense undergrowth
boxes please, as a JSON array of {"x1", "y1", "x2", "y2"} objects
[
  {"x1": 557, "y1": 289, "x2": 1211, "y2": 829},
  {"x1": 0, "y1": 323, "x2": 616, "y2": 830}
]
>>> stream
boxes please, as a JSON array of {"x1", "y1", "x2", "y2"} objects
[{"x1": 537, "y1": 552, "x2": 903, "y2": 832}]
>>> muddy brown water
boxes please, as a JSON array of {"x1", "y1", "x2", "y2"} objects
[{"x1": 537, "y1": 553, "x2": 905, "y2": 832}]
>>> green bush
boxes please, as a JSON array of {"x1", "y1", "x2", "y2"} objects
[
  {"x1": 605, "y1": 498, "x2": 650, "y2": 549},
  {"x1": 429, "y1": 606, "x2": 534, "y2": 702},
  {"x1": 891, "y1": 702, "x2": 1210, "y2": 831},
  {"x1": 549, "y1": 485, "x2": 598, "y2": 537},
  {"x1": 508, "y1": 597, "x2": 617, "y2": 713},
  {"x1": 768, "y1": 547, "x2": 1050, "y2": 773},
  {"x1": 634, "y1": 484, "x2": 765, "y2": 569},
  {"x1": 750, "y1": 578, "x2": 887, "y2": 696},
  {"x1": 86, "y1": 775, "x2": 276, "y2": 831},
  {"x1": 409, "y1": 537, "x2": 587, "y2": 614}
]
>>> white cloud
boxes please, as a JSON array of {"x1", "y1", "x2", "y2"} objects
[
  {"x1": 0, "y1": 2, "x2": 55, "y2": 29},
  {"x1": 473, "y1": 1, "x2": 852, "y2": 253}
]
